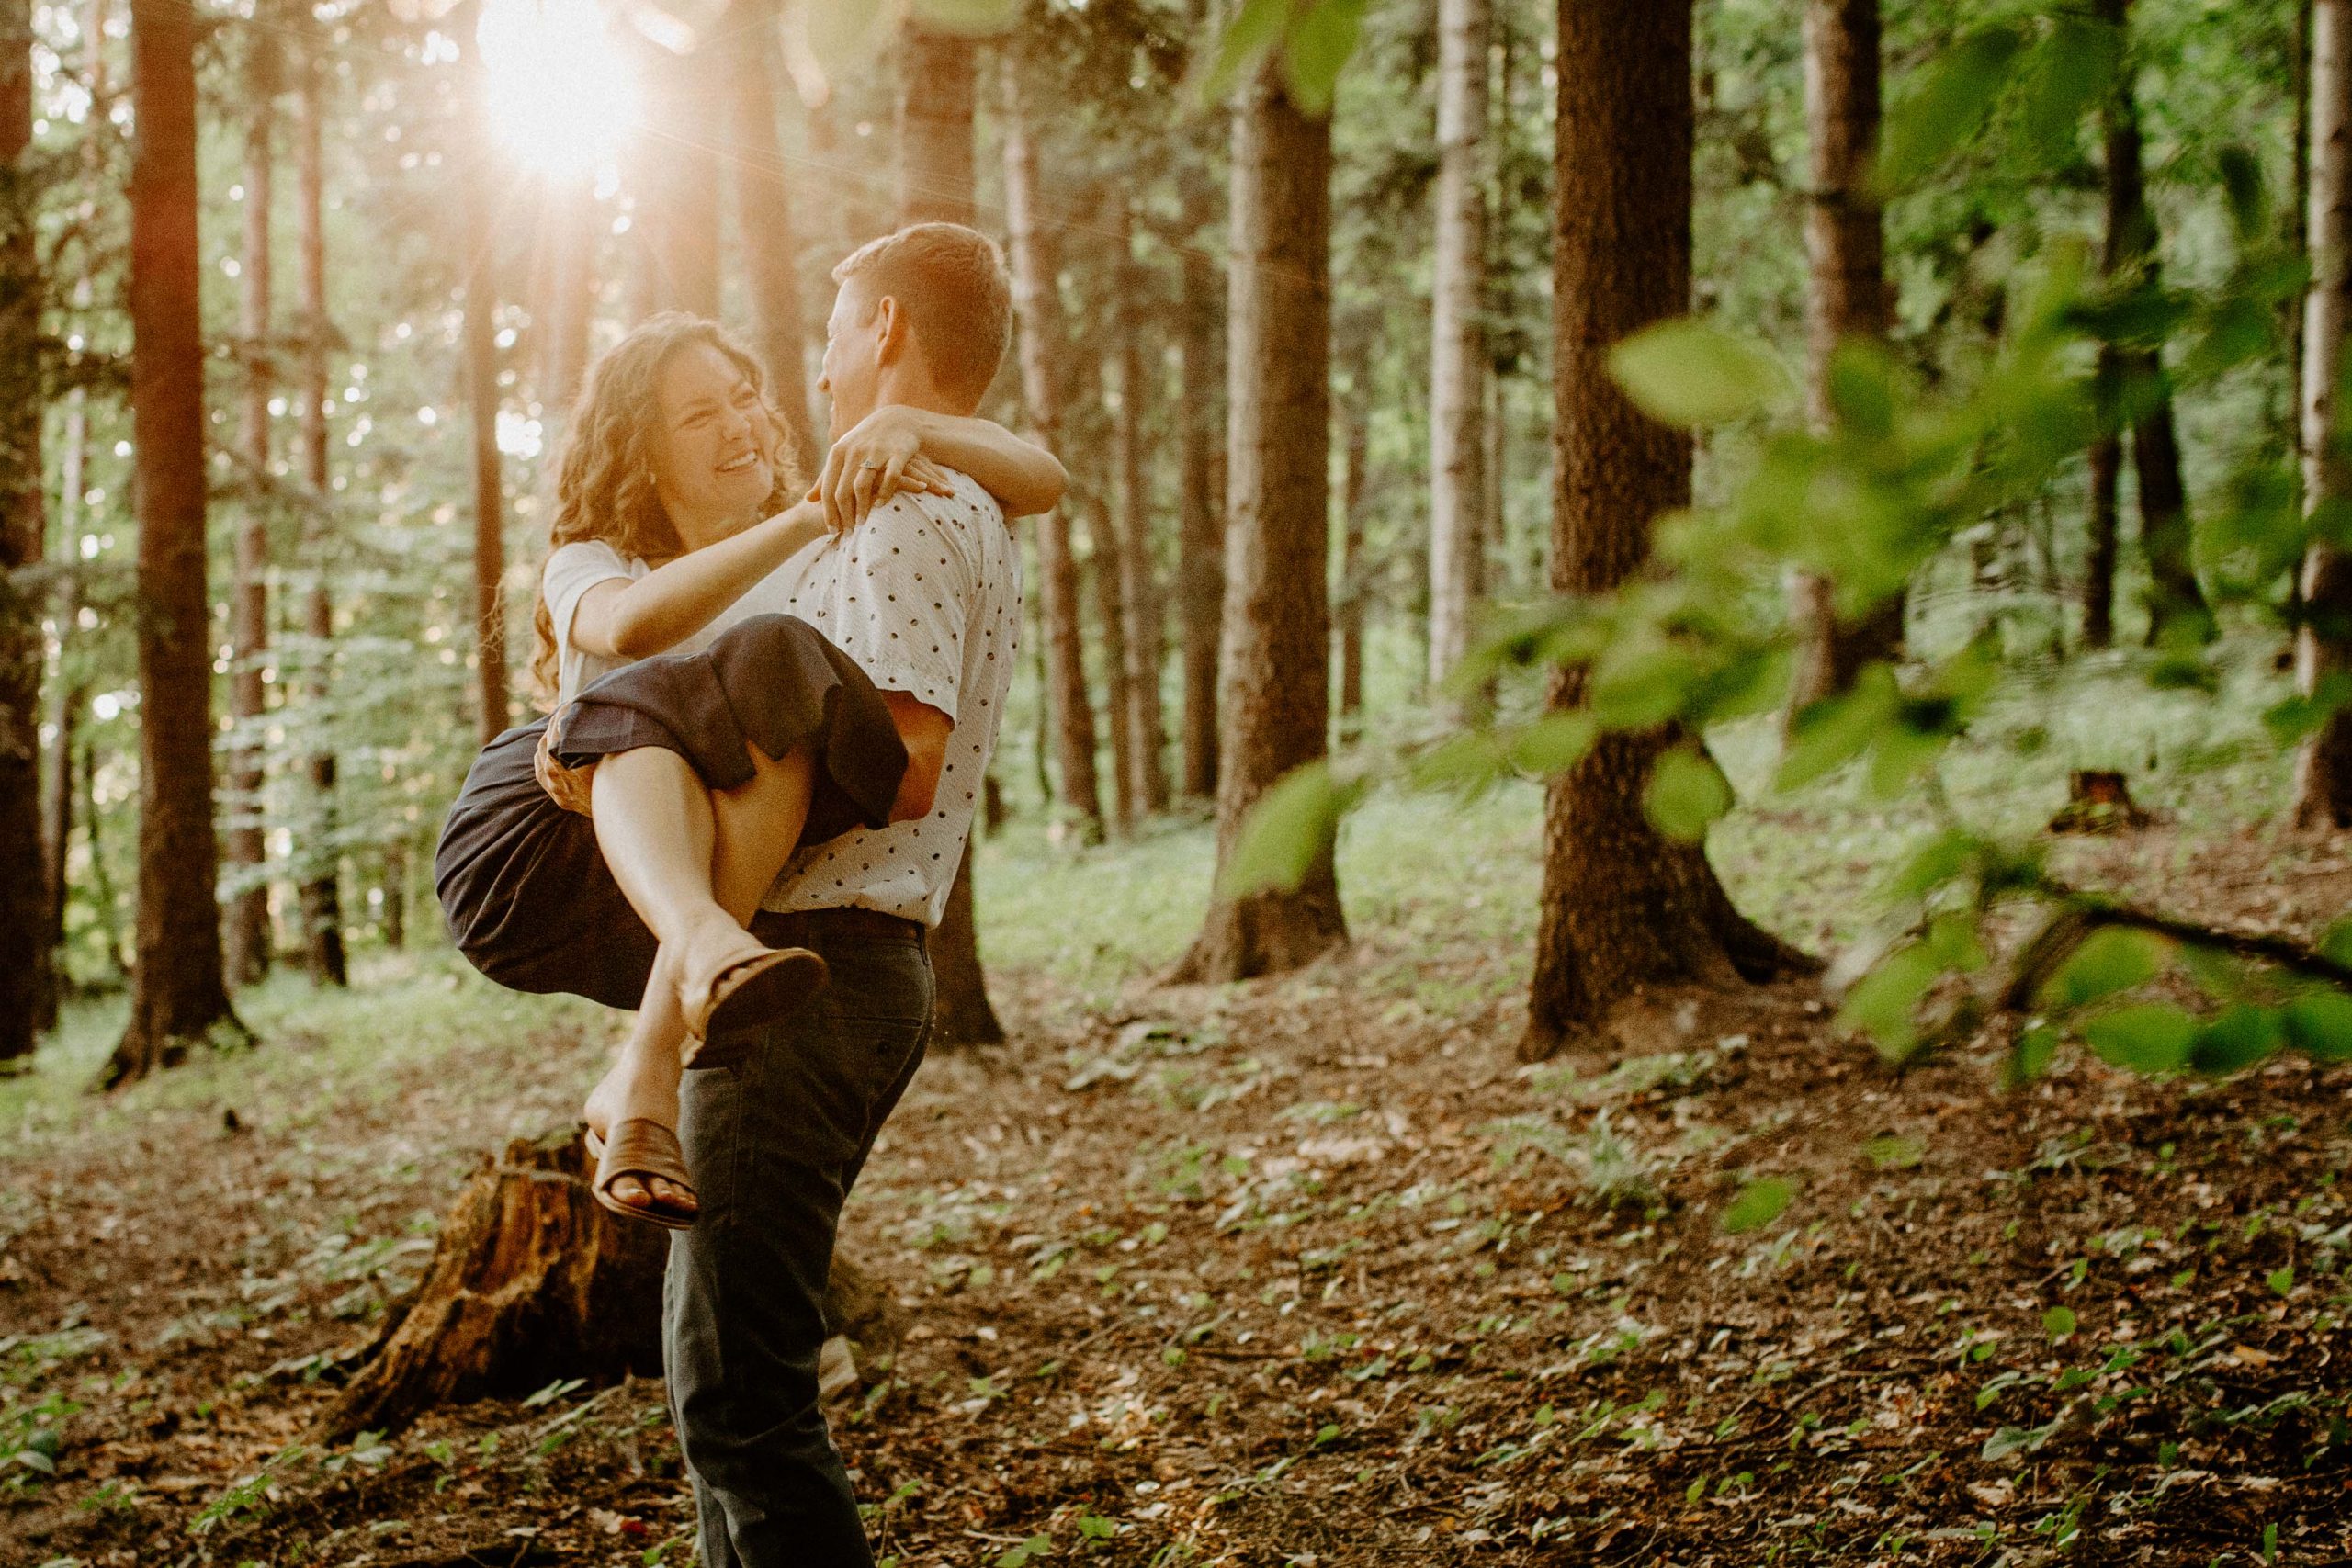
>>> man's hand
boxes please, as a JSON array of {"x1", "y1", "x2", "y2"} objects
[
  {"x1": 820, "y1": 407, "x2": 956, "y2": 535},
  {"x1": 534, "y1": 718, "x2": 597, "y2": 817}
]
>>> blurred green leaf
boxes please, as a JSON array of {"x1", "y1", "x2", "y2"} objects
[
  {"x1": 2082, "y1": 1003, "x2": 2196, "y2": 1074},
  {"x1": 1879, "y1": 25, "x2": 2027, "y2": 191},
  {"x1": 2039, "y1": 926, "x2": 2170, "y2": 1009},
  {"x1": 1779, "y1": 664, "x2": 1900, "y2": 790},
  {"x1": 1722, "y1": 1177, "x2": 1794, "y2": 1235},
  {"x1": 2189, "y1": 1005, "x2": 2284, "y2": 1076},
  {"x1": 1643, "y1": 748, "x2": 1733, "y2": 842},
  {"x1": 1890, "y1": 829, "x2": 1983, "y2": 902},
  {"x1": 2042, "y1": 1305, "x2": 2076, "y2": 1342},
  {"x1": 2215, "y1": 144, "x2": 2270, "y2": 243},
  {"x1": 1507, "y1": 713, "x2": 1597, "y2": 778},
  {"x1": 1861, "y1": 1134, "x2": 1925, "y2": 1170},
  {"x1": 2283, "y1": 989, "x2": 2352, "y2": 1061},
  {"x1": 1611, "y1": 320, "x2": 1792, "y2": 427},
  {"x1": 2320, "y1": 917, "x2": 2352, "y2": 967},
  {"x1": 2012, "y1": 18, "x2": 2120, "y2": 169},
  {"x1": 1197, "y1": 0, "x2": 1298, "y2": 107},
  {"x1": 1281, "y1": 0, "x2": 1365, "y2": 116},
  {"x1": 1836, "y1": 941, "x2": 1943, "y2": 1060},
  {"x1": 2002, "y1": 1022, "x2": 2060, "y2": 1089},
  {"x1": 2268, "y1": 1266, "x2": 2296, "y2": 1297},
  {"x1": 1219, "y1": 762, "x2": 1359, "y2": 900}
]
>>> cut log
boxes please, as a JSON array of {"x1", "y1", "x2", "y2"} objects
[
  {"x1": 317, "y1": 1127, "x2": 900, "y2": 1440},
  {"x1": 2048, "y1": 769, "x2": 2154, "y2": 834}
]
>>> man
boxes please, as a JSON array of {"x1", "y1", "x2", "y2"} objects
[{"x1": 665, "y1": 223, "x2": 1026, "y2": 1565}]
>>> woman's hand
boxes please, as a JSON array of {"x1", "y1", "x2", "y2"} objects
[
  {"x1": 820, "y1": 407, "x2": 956, "y2": 534},
  {"x1": 534, "y1": 715, "x2": 596, "y2": 816}
]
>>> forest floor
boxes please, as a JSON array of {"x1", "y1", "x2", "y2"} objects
[{"x1": 5, "y1": 671, "x2": 2352, "y2": 1568}]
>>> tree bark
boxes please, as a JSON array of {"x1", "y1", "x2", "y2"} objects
[
  {"x1": 226, "y1": 17, "x2": 278, "y2": 990},
  {"x1": 39, "y1": 383, "x2": 81, "y2": 1023},
  {"x1": 2298, "y1": 0, "x2": 2352, "y2": 828},
  {"x1": 1175, "y1": 148, "x2": 1223, "y2": 802},
  {"x1": 1000, "y1": 61, "x2": 1102, "y2": 838},
  {"x1": 1428, "y1": 0, "x2": 1489, "y2": 697},
  {"x1": 725, "y1": 2, "x2": 820, "y2": 477},
  {"x1": 108, "y1": 0, "x2": 243, "y2": 1086},
  {"x1": 1111, "y1": 206, "x2": 1168, "y2": 817},
  {"x1": 2095, "y1": 0, "x2": 2212, "y2": 649},
  {"x1": 1787, "y1": 0, "x2": 1902, "y2": 712},
  {"x1": 1338, "y1": 381, "x2": 1369, "y2": 730},
  {"x1": 294, "y1": 11, "x2": 343, "y2": 985},
  {"x1": 462, "y1": 17, "x2": 510, "y2": 750},
  {"x1": 0, "y1": 0, "x2": 41, "y2": 1061},
  {"x1": 896, "y1": 26, "x2": 976, "y2": 228},
  {"x1": 1091, "y1": 501, "x2": 1136, "y2": 832},
  {"x1": 1525, "y1": 0, "x2": 1812, "y2": 1061},
  {"x1": 926, "y1": 840, "x2": 1002, "y2": 1044},
  {"x1": 895, "y1": 24, "x2": 997, "y2": 1036},
  {"x1": 1171, "y1": 62, "x2": 1346, "y2": 984},
  {"x1": 2084, "y1": 418, "x2": 2121, "y2": 649},
  {"x1": 381, "y1": 837, "x2": 407, "y2": 949},
  {"x1": 637, "y1": 42, "x2": 721, "y2": 318}
]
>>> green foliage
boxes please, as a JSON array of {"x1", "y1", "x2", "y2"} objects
[
  {"x1": 1217, "y1": 762, "x2": 1362, "y2": 901},
  {"x1": 1611, "y1": 320, "x2": 1792, "y2": 427},
  {"x1": 1642, "y1": 747, "x2": 1734, "y2": 841},
  {"x1": 1721, "y1": 1177, "x2": 1794, "y2": 1235}
]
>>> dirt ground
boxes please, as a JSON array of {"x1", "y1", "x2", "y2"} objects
[{"x1": 4, "y1": 826, "x2": 2352, "y2": 1567}]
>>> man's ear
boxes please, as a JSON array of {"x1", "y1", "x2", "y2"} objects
[{"x1": 873, "y1": 294, "x2": 908, "y2": 368}]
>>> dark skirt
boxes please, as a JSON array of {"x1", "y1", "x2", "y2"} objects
[{"x1": 433, "y1": 614, "x2": 909, "y2": 1010}]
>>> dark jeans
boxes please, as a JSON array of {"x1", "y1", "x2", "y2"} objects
[{"x1": 664, "y1": 922, "x2": 933, "y2": 1568}]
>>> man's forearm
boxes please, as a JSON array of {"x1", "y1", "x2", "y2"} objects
[{"x1": 911, "y1": 412, "x2": 1067, "y2": 517}]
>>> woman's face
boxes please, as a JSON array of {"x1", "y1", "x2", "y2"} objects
[{"x1": 649, "y1": 342, "x2": 775, "y2": 543}]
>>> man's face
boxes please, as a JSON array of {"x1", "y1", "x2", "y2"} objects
[{"x1": 819, "y1": 279, "x2": 886, "y2": 440}]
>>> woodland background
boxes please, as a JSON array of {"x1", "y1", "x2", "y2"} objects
[{"x1": 2, "y1": 0, "x2": 2352, "y2": 1563}]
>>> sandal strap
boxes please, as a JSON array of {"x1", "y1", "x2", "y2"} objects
[{"x1": 594, "y1": 1118, "x2": 695, "y2": 1201}]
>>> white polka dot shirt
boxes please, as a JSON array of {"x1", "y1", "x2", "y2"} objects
[{"x1": 760, "y1": 469, "x2": 1023, "y2": 927}]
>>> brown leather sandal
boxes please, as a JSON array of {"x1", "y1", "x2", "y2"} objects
[
  {"x1": 678, "y1": 942, "x2": 830, "y2": 1070},
  {"x1": 582, "y1": 1120, "x2": 698, "y2": 1231}
]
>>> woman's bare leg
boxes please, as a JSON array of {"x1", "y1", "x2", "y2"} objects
[
  {"x1": 581, "y1": 740, "x2": 816, "y2": 1213},
  {"x1": 582, "y1": 948, "x2": 694, "y2": 1214}
]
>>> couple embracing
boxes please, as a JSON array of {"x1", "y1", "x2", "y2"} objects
[{"x1": 434, "y1": 223, "x2": 1050, "y2": 1565}]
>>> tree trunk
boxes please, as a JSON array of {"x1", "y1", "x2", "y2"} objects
[
  {"x1": 896, "y1": 26, "x2": 976, "y2": 227},
  {"x1": 1171, "y1": 62, "x2": 1346, "y2": 984},
  {"x1": 381, "y1": 837, "x2": 407, "y2": 949},
  {"x1": 638, "y1": 43, "x2": 721, "y2": 318},
  {"x1": 1175, "y1": 149, "x2": 1223, "y2": 802},
  {"x1": 2084, "y1": 420, "x2": 2121, "y2": 649},
  {"x1": 226, "y1": 18, "x2": 277, "y2": 990},
  {"x1": 318, "y1": 1128, "x2": 902, "y2": 1441},
  {"x1": 1428, "y1": 0, "x2": 1489, "y2": 697},
  {"x1": 108, "y1": 0, "x2": 243, "y2": 1086},
  {"x1": 725, "y1": 3, "x2": 820, "y2": 478},
  {"x1": 1338, "y1": 383, "x2": 1369, "y2": 730},
  {"x1": 462, "y1": 20, "x2": 509, "y2": 750},
  {"x1": 897, "y1": 26, "x2": 997, "y2": 1037},
  {"x1": 1000, "y1": 61, "x2": 1102, "y2": 839},
  {"x1": 540, "y1": 174, "x2": 596, "y2": 413},
  {"x1": 2297, "y1": 0, "x2": 2352, "y2": 828},
  {"x1": 295, "y1": 13, "x2": 343, "y2": 985},
  {"x1": 1091, "y1": 502, "x2": 1136, "y2": 832},
  {"x1": 1525, "y1": 0, "x2": 1813, "y2": 1061},
  {"x1": 925, "y1": 839, "x2": 1002, "y2": 1044},
  {"x1": 2095, "y1": 0, "x2": 2213, "y2": 649},
  {"x1": 1787, "y1": 0, "x2": 1902, "y2": 712},
  {"x1": 1111, "y1": 208, "x2": 1169, "y2": 817},
  {"x1": 0, "y1": 0, "x2": 40, "y2": 1061}
]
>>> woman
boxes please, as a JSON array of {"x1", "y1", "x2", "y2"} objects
[{"x1": 435, "y1": 313, "x2": 1060, "y2": 1226}]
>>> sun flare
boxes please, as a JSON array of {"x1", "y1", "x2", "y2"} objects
[{"x1": 473, "y1": 0, "x2": 640, "y2": 180}]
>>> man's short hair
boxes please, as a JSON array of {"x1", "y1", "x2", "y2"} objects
[{"x1": 832, "y1": 223, "x2": 1013, "y2": 407}]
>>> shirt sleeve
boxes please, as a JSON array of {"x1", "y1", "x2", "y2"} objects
[
  {"x1": 541, "y1": 541, "x2": 632, "y2": 663},
  {"x1": 805, "y1": 496, "x2": 975, "y2": 724}
]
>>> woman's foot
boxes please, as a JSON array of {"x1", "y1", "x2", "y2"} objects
[
  {"x1": 673, "y1": 917, "x2": 829, "y2": 1064},
  {"x1": 582, "y1": 1059, "x2": 694, "y2": 1220}
]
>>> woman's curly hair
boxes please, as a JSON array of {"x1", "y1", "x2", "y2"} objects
[{"x1": 529, "y1": 313, "x2": 804, "y2": 702}]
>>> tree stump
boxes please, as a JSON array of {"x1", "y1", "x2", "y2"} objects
[
  {"x1": 317, "y1": 1127, "x2": 903, "y2": 1440},
  {"x1": 2049, "y1": 770, "x2": 2154, "y2": 834}
]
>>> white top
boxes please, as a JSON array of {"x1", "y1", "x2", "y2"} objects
[
  {"x1": 541, "y1": 537, "x2": 790, "y2": 708},
  {"x1": 761, "y1": 470, "x2": 1022, "y2": 927}
]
